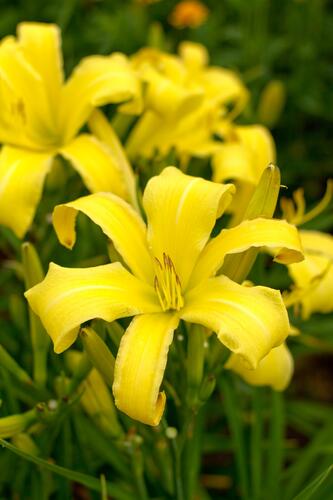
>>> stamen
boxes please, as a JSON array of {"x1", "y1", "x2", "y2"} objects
[{"x1": 154, "y1": 254, "x2": 184, "y2": 311}]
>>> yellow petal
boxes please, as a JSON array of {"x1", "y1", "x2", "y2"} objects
[
  {"x1": 53, "y1": 192, "x2": 154, "y2": 283},
  {"x1": 0, "y1": 37, "x2": 56, "y2": 148},
  {"x1": 203, "y1": 68, "x2": 249, "y2": 117},
  {"x1": 88, "y1": 110, "x2": 139, "y2": 210},
  {"x1": 59, "y1": 133, "x2": 127, "y2": 198},
  {"x1": 25, "y1": 262, "x2": 160, "y2": 354},
  {"x1": 143, "y1": 166, "x2": 235, "y2": 289},
  {"x1": 179, "y1": 41, "x2": 209, "y2": 71},
  {"x1": 113, "y1": 312, "x2": 179, "y2": 425},
  {"x1": 189, "y1": 218, "x2": 303, "y2": 288},
  {"x1": 60, "y1": 53, "x2": 141, "y2": 142},
  {"x1": 0, "y1": 146, "x2": 53, "y2": 237},
  {"x1": 288, "y1": 230, "x2": 333, "y2": 317},
  {"x1": 17, "y1": 23, "x2": 63, "y2": 119},
  {"x1": 182, "y1": 275, "x2": 290, "y2": 369},
  {"x1": 226, "y1": 343, "x2": 293, "y2": 391},
  {"x1": 212, "y1": 125, "x2": 275, "y2": 185}
]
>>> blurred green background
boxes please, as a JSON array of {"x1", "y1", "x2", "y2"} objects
[
  {"x1": 0, "y1": 3, "x2": 333, "y2": 498},
  {"x1": 0, "y1": 0, "x2": 332, "y2": 200}
]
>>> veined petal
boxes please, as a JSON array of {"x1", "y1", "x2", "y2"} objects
[
  {"x1": 59, "y1": 133, "x2": 127, "y2": 198},
  {"x1": 25, "y1": 262, "x2": 160, "y2": 354},
  {"x1": 226, "y1": 343, "x2": 293, "y2": 391},
  {"x1": 182, "y1": 275, "x2": 290, "y2": 369},
  {"x1": 143, "y1": 166, "x2": 235, "y2": 289},
  {"x1": 53, "y1": 192, "x2": 154, "y2": 283},
  {"x1": 113, "y1": 312, "x2": 179, "y2": 425},
  {"x1": 88, "y1": 110, "x2": 138, "y2": 210},
  {"x1": 0, "y1": 146, "x2": 53, "y2": 237},
  {"x1": 17, "y1": 23, "x2": 63, "y2": 119},
  {"x1": 189, "y1": 218, "x2": 303, "y2": 288},
  {"x1": 0, "y1": 37, "x2": 57, "y2": 148},
  {"x1": 212, "y1": 125, "x2": 275, "y2": 186},
  {"x1": 288, "y1": 230, "x2": 333, "y2": 317},
  {"x1": 61, "y1": 53, "x2": 141, "y2": 142}
]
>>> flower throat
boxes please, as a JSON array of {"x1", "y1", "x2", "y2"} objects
[{"x1": 154, "y1": 254, "x2": 184, "y2": 311}]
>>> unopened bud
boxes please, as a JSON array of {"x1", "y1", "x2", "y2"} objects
[
  {"x1": 199, "y1": 374, "x2": 216, "y2": 402},
  {"x1": 222, "y1": 165, "x2": 281, "y2": 283},
  {"x1": 258, "y1": 80, "x2": 286, "y2": 128},
  {"x1": 80, "y1": 327, "x2": 115, "y2": 388},
  {"x1": 0, "y1": 409, "x2": 37, "y2": 439},
  {"x1": 12, "y1": 433, "x2": 40, "y2": 456}
]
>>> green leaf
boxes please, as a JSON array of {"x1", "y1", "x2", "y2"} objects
[
  {"x1": 0, "y1": 438, "x2": 133, "y2": 500},
  {"x1": 293, "y1": 464, "x2": 333, "y2": 500}
]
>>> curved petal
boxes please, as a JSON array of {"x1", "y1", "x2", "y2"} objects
[
  {"x1": 113, "y1": 312, "x2": 179, "y2": 426},
  {"x1": 189, "y1": 218, "x2": 303, "y2": 288},
  {"x1": 60, "y1": 53, "x2": 141, "y2": 142},
  {"x1": 0, "y1": 37, "x2": 56, "y2": 148},
  {"x1": 17, "y1": 23, "x2": 63, "y2": 119},
  {"x1": 25, "y1": 262, "x2": 160, "y2": 354},
  {"x1": 182, "y1": 275, "x2": 290, "y2": 369},
  {"x1": 0, "y1": 146, "x2": 53, "y2": 237},
  {"x1": 88, "y1": 110, "x2": 138, "y2": 210},
  {"x1": 53, "y1": 192, "x2": 154, "y2": 283},
  {"x1": 213, "y1": 125, "x2": 275, "y2": 185},
  {"x1": 226, "y1": 343, "x2": 293, "y2": 391},
  {"x1": 288, "y1": 231, "x2": 333, "y2": 317},
  {"x1": 60, "y1": 133, "x2": 128, "y2": 198},
  {"x1": 143, "y1": 166, "x2": 235, "y2": 289}
]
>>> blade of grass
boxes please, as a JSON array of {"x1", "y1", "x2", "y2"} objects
[
  {"x1": 284, "y1": 423, "x2": 333, "y2": 499},
  {"x1": 265, "y1": 391, "x2": 285, "y2": 499},
  {"x1": 219, "y1": 374, "x2": 250, "y2": 499},
  {"x1": 293, "y1": 464, "x2": 333, "y2": 500},
  {"x1": 0, "y1": 438, "x2": 133, "y2": 500},
  {"x1": 250, "y1": 388, "x2": 264, "y2": 500}
]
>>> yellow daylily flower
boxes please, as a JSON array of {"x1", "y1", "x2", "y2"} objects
[
  {"x1": 212, "y1": 124, "x2": 276, "y2": 223},
  {"x1": 280, "y1": 183, "x2": 333, "y2": 318},
  {"x1": 25, "y1": 167, "x2": 303, "y2": 425},
  {"x1": 226, "y1": 343, "x2": 293, "y2": 391},
  {"x1": 126, "y1": 42, "x2": 248, "y2": 160},
  {"x1": 0, "y1": 22, "x2": 141, "y2": 237},
  {"x1": 288, "y1": 231, "x2": 333, "y2": 318}
]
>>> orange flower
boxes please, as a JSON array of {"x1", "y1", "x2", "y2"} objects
[{"x1": 169, "y1": 0, "x2": 209, "y2": 29}]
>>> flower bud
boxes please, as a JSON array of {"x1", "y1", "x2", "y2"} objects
[
  {"x1": 0, "y1": 409, "x2": 37, "y2": 439},
  {"x1": 258, "y1": 80, "x2": 286, "y2": 128},
  {"x1": 80, "y1": 327, "x2": 115, "y2": 388}
]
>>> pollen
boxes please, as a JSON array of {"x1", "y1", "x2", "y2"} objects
[{"x1": 154, "y1": 253, "x2": 184, "y2": 311}]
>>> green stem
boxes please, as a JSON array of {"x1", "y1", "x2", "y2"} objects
[
  {"x1": 171, "y1": 437, "x2": 185, "y2": 500},
  {"x1": 131, "y1": 449, "x2": 149, "y2": 500},
  {"x1": 250, "y1": 389, "x2": 263, "y2": 500},
  {"x1": 265, "y1": 391, "x2": 284, "y2": 499},
  {"x1": 219, "y1": 374, "x2": 250, "y2": 499}
]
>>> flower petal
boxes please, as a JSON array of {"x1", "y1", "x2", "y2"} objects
[
  {"x1": 143, "y1": 166, "x2": 235, "y2": 289},
  {"x1": 212, "y1": 125, "x2": 275, "y2": 185},
  {"x1": 0, "y1": 146, "x2": 53, "y2": 237},
  {"x1": 0, "y1": 37, "x2": 56, "y2": 148},
  {"x1": 182, "y1": 275, "x2": 290, "y2": 369},
  {"x1": 189, "y1": 218, "x2": 303, "y2": 288},
  {"x1": 17, "y1": 23, "x2": 63, "y2": 118},
  {"x1": 113, "y1": 312, "x2": 179, "y2": 425},
  {"x1": 25, "y1": 262, "x2": 160, "y2": 354},
  {"x1": 88, "y1": 110, "x2": 139, "y2": 210},
  {"x1": 226, "y1": 343, "x2": 293, "y2": 391},
  {"x1": 288, "y1": 230, "x2": 333, "y2": 317},
  {"x1": 60, "y1": 53, "x2": 141, "y2": 142},
  {"x1": 53, "y1": 192, "x2": 154, "y2": 283},
  {"x1": 59, "y1": 133, "x2": 127, "y2": 198}
]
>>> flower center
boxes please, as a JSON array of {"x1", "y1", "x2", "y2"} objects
[{"x1": 154, "y1": 253, "x2": 184, "y2": 311}]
